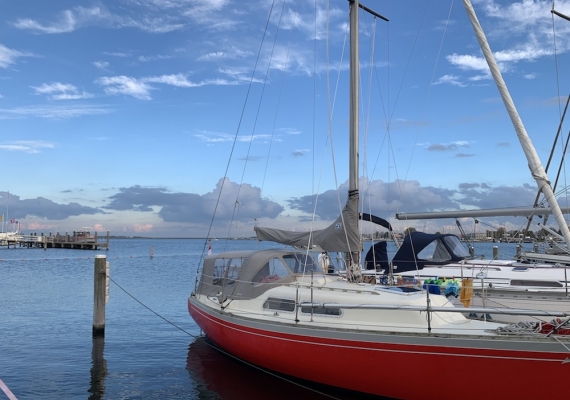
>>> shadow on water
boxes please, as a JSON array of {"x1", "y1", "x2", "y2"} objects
[
  {"x1": 186, "y1": 336, "x2": 392, "y2": 400},
  {"x1": 88, "y1": 336, "x2": 108, "y2": 400}
]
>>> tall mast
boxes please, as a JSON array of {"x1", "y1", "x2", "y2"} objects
[
  {"x1": 349, "y1": 0, "x2": 359, "y2": 193},
  {"x1": 463, "y1": 0, "x2": 570, "y2": 246},
  {"x1": 346, "y1": 0, "x2": 361, "y2": 281}
]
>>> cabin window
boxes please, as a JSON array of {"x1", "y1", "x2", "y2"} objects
[
  {"x1": 252, "y1": 258, "x2": 290, "y2": 283},
  {"x1": 443, "y1": 235, "x2": 470, "y2": 257},
  {"x1": 417, "y1": 240, "x2": 452, "y2": 262},
  {"x1": 300, "y1": 305, "x2": 342, "y2": 316},
  {"x1": 213, "y1": 257, "x2": 246, "y2": 286},
  {"x1": 510, "y1": 279, "x2": 563, "y2": 287},
  {"x1": 213, "y1": 259, "x2": 226, "y2": 285},
  {"x1": 263, "y1": 297, "x2": 296, "y2": 312},
  {"x1": 282, "y1": 253, "x2": 320, "y2": 274}
]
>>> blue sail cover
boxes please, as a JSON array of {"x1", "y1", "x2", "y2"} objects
[{"x1": 391, "y1": 231, "x2": 469, "y2": 273}]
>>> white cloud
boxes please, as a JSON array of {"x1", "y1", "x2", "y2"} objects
[
  {"x1": 103, "y1": 52, "x2": 130, "y2": 57},
  {"x1": 31, "y1": 82, "x2": 93, "y2": 100},
  {"x1": 447, "y1": 54, "x2": 490, "y2": 72},
  {"x1": 194, "y1": 130, "x2": 273, "y2": 143},
  {"x1": 194, "y1": 130, "x2": 234, "y2": 143},
  {"x1": 13, "y1": 5, "x2": 183, "y2": 34},
  {"x1": 433, "y1": 74, "x2": 467, "y2": 87},
  {"x1": 0, "y1": 140, "x2": 55, "y2": 154},
  {"x1": 423, "y1": 141, "x2": 472, "y2": 152},
  {"x1": 13, "y1": 7, "x2": 110, "y2": 34},
  {"x1": 279, "y1": 127, "x2": 301, "y2": 135},
  {"x1": 449, "y1": 0, "x2": 570, "y2": 79},
  {"x1": 121, "y1": 17, "x2": 184, "y2": 33},
  {"x1": 0, "y1": 105, "x2": 111, "y2": 119},
  {"x1": 96, "y1": 73, "x2": 242, "y2": 100},
  {"x1": 93, "y1": 61, "x2": 110, "y2": 70},
  {"x1": 182, "y1": 0, "x2": 239, "y2": 31},
  {"x1": 138, "y1": 54, "x2": 173, "y2": 62},
  {"x1": 198, "y1": 46, "x2": 252, "y2": 61},
  {"x1": 0, "y1": 43, "x2": 32, "y2": 68},
  {"x1": 144, "y1": 74, "x2": 196, "y2": 87},
  {"x1": 96, "y1": 76, "x2": 153, "y2": 100},
  {"x1": 479, "y1": 0, "x2": 560, "y2": 30}
]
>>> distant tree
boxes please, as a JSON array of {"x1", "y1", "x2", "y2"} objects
[
  {"x1": 497, "y1": 226, "x2": 506, "y2": 238},
  {"x1": 404, "y1": 227, "x2": 417, "y2": 236}
]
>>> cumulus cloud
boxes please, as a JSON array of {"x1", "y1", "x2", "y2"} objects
[
  {"x1": 287, "y1": 178, "x2": 459, "y2": 221},
  {"x1": 456, "y1": 182, "x2": 537, "y2": 209},
  {"x1": 0, "y1": 191, "x2": 103, "y2": 220},
  {"x1": 104, "y1": 179, "x2": 284, "y2": 224},
  {"x1": 132, "y1": 224, "x2": 153, "y2": 232}
]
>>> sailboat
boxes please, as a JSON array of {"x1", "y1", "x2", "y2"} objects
[
  {"x1": 188, "y1": 1, "x2": 570, "y2": 398},
  {"x1": 373, "y1": 229, "x2": 570, "y2": 323},
  {"x1": 377, "y1": 4, "x2": 570, "y2": 324}
]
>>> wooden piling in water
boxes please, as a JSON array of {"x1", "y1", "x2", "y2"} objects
[{"x1": 93, "y1": 255, "x2": 108, "y2": 337}]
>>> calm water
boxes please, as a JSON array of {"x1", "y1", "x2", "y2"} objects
[{"x1": 0, "y1": 239, "x2": 529, "y2": 399}]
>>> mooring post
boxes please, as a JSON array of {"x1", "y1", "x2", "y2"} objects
[{"x1": 93, "y1": 255, "x2": 108, "y2": 337}]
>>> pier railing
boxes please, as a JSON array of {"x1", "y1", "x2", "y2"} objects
[{"x1": 1, "y1": 231, "x2": 110, "y2": 250}]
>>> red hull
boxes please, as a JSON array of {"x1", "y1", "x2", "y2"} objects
[{"x1": 189, "y1": 298, "x2": 570, "y2": 400}]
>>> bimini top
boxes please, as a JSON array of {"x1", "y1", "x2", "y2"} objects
[
  {"x1": 391, "y1": 232, "x2": 471, "y2": 273},
  {"x1": 195, "y1": 249, "x2": 322, "y2": 301}
]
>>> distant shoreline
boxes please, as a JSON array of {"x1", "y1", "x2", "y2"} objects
[{"x1": 109, "y1": 236, "x2": 258, "y2": 240}]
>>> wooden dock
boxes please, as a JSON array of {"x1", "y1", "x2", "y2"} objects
[{"x1": 1, "y1": 231, "x2": 110, "y2": 250}]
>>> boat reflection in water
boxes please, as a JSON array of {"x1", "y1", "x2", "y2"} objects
[{"x1": 186, "y1": 337, "x2": 380, "y2": 400}]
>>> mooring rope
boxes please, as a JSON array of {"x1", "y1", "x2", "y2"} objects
[{"x1": 106, "y1": 274, "x2": 342, "y2": 400}]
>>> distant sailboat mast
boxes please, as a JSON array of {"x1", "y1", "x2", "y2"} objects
[{"x1": 463, "y1": 0, "x2": 570, "y2": 246}]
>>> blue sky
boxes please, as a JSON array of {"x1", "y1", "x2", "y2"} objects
[{"x1": 1, "y1": 0, "x2": 570, "y2": 238}]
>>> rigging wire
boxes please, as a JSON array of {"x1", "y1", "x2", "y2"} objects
[
  {"x1": 198, "y1": 0, "x2": 278, "y2": 263},
  {"x1": 550, "y1": 1, "x2": 570, "y2": 233},
  {"x1": 257, "y1": 7, "x2": 290, "y2": 221},
  {"x1": 300, "y1": 0, "x2": 326, "y2": 270},
  {"x1": 324, "y1": 3, "x2": 352, "y2": 259},
  {"x1": 225, "y1": 0, "x2": 287, "y2": 242}
]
